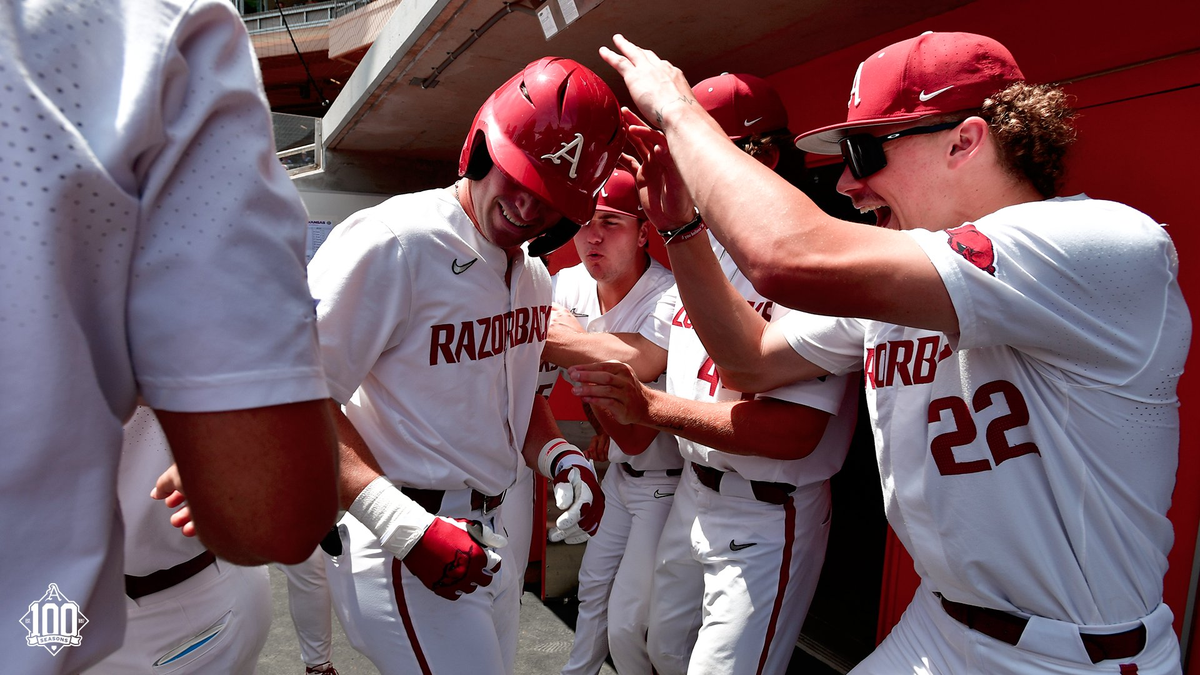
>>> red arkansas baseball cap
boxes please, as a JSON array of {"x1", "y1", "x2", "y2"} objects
[
  {"x1": 594, "y1": 168, "x2": 642, "y2": 220},
  {"x1": 692, "y1": 73, "x2": 789, "y2": 140},
  {"x1": 794, "y1": 32, "x2": 1024, "y2": 154}
]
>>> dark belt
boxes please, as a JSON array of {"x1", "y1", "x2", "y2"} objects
[
  {"x1": 691, "y1": 463, "x2": 794, "y2": 506},
  {"x1": 125, "y1": 550, "x2": 216, "y2": 600},
  {"x1": 938, "y1": 594, "x2": 1146, "y2": 664},
  {"x1": 620, "y1": 463, "x2": 683, "y2": 478},
  {"x1": 401, "y1": 486, "x2": 506, "y2": 515}
]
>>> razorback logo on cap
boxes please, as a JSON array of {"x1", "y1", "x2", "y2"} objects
[
  {"x1": 946, "y1": 223, "x2": 996, "y2": 275},
  {"x1": 541, "y1": 133, "x2": 585, "y2": 179}
]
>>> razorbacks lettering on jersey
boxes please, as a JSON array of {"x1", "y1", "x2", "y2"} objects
[
  {"x1": 308, "y1": 187, "x2": 552, "y2": 495},
  {"x1": 658, "y1": 233, "x2": 856, "y2": 486},
  {"x1": 547, "y1": 261, "x2": 679, "y2": 471},
  {"x1": 783, "y1": 196, "x2": 1190, "y2": 626}
]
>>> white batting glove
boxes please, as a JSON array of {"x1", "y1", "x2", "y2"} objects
[{"x1": 537, "y1": 440, "x2": 605, "y2": 544}]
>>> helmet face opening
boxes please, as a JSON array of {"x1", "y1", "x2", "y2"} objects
[
  {"x1": 463, "y1": 130, "x2": 493, "y2": 180},
  {"x1": 459, "y1": 57, "x2": 627, "y2": 236}
]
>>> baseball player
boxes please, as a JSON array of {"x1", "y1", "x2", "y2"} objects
[
  {"x1": 84, "y1": 407, "x2": 272, "y2": 675},
  {"x1": 539, "y1": 168, "x2": 680, "y2": 675},
  {"x1": 2, "y1": 1, "x2": 337, "y2": 672},
  {"x1": 601, "y1": 32, "x2": 1190, "y2": 674},
  {"x1": 558, "y1": 73, "x2": 858, "y2": 675},
  {"x1": 306, "y1": 57, "x2": 623, "y2": 675}
]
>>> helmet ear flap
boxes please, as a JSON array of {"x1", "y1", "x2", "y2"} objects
[
  {"x1": 463, "y1": 130, "x2": 494, "y2": 180},
  {"x1": 526, "y1": 218, "x2": 580, "y2": 258}
]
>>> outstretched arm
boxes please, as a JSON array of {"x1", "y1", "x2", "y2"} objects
[
  {"x1": 623, "y1": 121, "x2": 826, "y2": 392},
  {"x1": 544, "y1": 303, "x2": 667, "y2": 382},
  {"x1": 568, "y1": 362, "x2": 830, "y2": 460},
  {"x1": 600, "y1": 35, "x2": 956, "y2": 333},
  {"x1": 155, "y1": 399, "x2": 339, "y2": 565}
]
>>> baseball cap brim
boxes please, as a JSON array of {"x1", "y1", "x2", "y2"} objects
[
  {"x1": 794, "y1": 113, "x2": 931, "y2": 155},
  {"x1": 593, "y1": 204, "x2": 641, "y2": 220}
]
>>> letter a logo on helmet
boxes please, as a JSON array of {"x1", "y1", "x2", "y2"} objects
[
  {"x1": 460, "y1": 57, "x2": 627, "y2": 256},
  {"x1": 541, "y1": 133, "x2": 585, "y2": 179}
]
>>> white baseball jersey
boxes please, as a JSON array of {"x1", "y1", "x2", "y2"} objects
[
  {"x1": 549, "y1": 259, "x2": 679, "y2": 675},
  {"x1": 645, "y1": 233, "x2": 858, "y2": 675},
  {"x1": 85, "y1": 407, "x2": 271, "y2": 675},
  {"x1": 784, "y1": 195, "x2": 1190, "y2": 628},
  {"x1": 308, "y1": 187, "x2": 551, "y2": 495},
  {"x1": 545, "y1": 260, "x2": 681, "y2": 471},
  {"x1": 1, "y1": 2, "x2": 327, "y2": 671},
  {"x1": 658, "y1": 233, "x2": 857, "y2": 484}
]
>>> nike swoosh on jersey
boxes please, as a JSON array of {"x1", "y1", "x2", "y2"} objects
[
  {"x1": 743, "y1": 116, "x2": 763, "y2": 127},
  {"x1": 729, "y1": 540, "x2": 757, "y2": 551},
  {"x1": 653, "y1": 490, "x2": 674, "y2": 499},
  {"x1": 918, "y1": 85, "x2": 953, "y2": 102},
  {"x1": 452, "y1": 257, "x2": 478, "y2": 274}
]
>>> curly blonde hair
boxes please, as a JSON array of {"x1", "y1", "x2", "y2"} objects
[{"x1": 979, "y1": 82, "x2": 1077, "y2": 198}]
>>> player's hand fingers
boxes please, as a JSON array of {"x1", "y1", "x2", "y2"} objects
[
  {"x1": 612, "y1": 34, "x2": 652, "y2": 65},
  {"x1": 483, "y1": 548, "x2": 502, "y2": 574},
  {"x1": 568, "y1": 360, "x2": 635, "y2": 381},
  {"x1": 622, "y1": 106, "x2": 649, "y2": 130},
  {"x1": 553, "y1": 474, "x2": 576, "y2": 511},
  {"x1": 467, "y1": 520, "x2": 509, "y2": 549},
  {"x1": 152, "y1": 463, "x2": 184, "y2": 500}
]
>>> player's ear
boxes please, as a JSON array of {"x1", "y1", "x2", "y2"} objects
[
  {"x1": 947, "y1": 117, "x2": 988, "y2": 168},
  {"x1": 637, "y1": 220, "x2": 649, "y2": 248}
]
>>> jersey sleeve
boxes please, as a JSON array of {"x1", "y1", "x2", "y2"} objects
[
  {"x1": 780, "y1": 313, "x2": 868, "y2": 377},
  {"x1": 307, "y1": 212, "x2": 413, "y2": 403},
  {"x1": 911, "y1": 198, "x2": 1183, "y2": 385},
  {"x1": 758, "y1": 311, "x2": 863, "y2": 414},
  {"x1": 643, "y1": 283, "x2": 678, "y2": 350},
  {"x1": 128, "y1": 0, "x2": 328, "y2": 411}
]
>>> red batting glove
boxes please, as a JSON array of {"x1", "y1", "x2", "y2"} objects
[{"x1": 403, "y1": 518, "x2": 503, "y2": 600}]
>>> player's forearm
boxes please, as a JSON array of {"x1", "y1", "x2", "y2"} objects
[
  {"x1": 156, "y1": 399, "x2": 340, "y2": 565},
  {"x1": 522, "y1": 395, "x2": 570, "y2": 470},
  {"x1": 641, "y1": 390, "x2": 830, "y2": 460},
  {"x1": 327, "y1": 399, "x2": 388, "y2": 510},
  {"x1": 665, "y1": 231, "x2": 773, "y2": 377},
  {"x1": 659, "y1": 103, "x2": 833, "y2": 299},
  {"x1": 587, "y1": 403, "x2": 658, "y2": 455},
  {"x1": 544, "y1": 330, "x2": 666, "y2": 382}
]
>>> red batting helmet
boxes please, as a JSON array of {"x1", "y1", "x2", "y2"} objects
[{"x1": 460, "y1": 57, "x2": 627, "y2": 256}]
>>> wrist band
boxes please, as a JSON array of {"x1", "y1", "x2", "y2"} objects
[
  {"x1": 660, "y1": 211, "x2": 704, "y2": 245},
  {"x1": 669, "y1": 221, "x2": 708, "y2": 244},
  {"x1": 537, "y1": 439, "x2": 579, "y2": 478}
]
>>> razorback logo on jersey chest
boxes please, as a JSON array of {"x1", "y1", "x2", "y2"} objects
[
  {"x1": 672, "y1": 299, "x2": 773, "y2": 329},
  {"x1": 429, "y1": 305, "x2": 552, "y2": 365},
  {"x1": 865, "y1": 336, "x2": 953, "y2": 389}
]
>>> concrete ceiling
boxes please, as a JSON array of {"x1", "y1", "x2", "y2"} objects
[{"x1": 318, "y1": 0, "x2": 975, "y2": 168}]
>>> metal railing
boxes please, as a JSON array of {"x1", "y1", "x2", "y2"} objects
[
  {"x1": 239, "y1": 1, "x2": 374, "y2": 34},
  {"x1": 273, "y1": 112, "x2": 323, "y2": 176}
]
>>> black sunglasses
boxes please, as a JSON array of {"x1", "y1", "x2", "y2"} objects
[{"x1": 838, "y1": 120, "x2": 964, "y2": 180}]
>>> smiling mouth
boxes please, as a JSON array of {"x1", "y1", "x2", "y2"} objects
[
  {"x1": 500, "y1": 204, "x2": 533, "y2": 229},
  {"x1": 859, "y1": 204, "x2": 894, "y2": 229}
]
